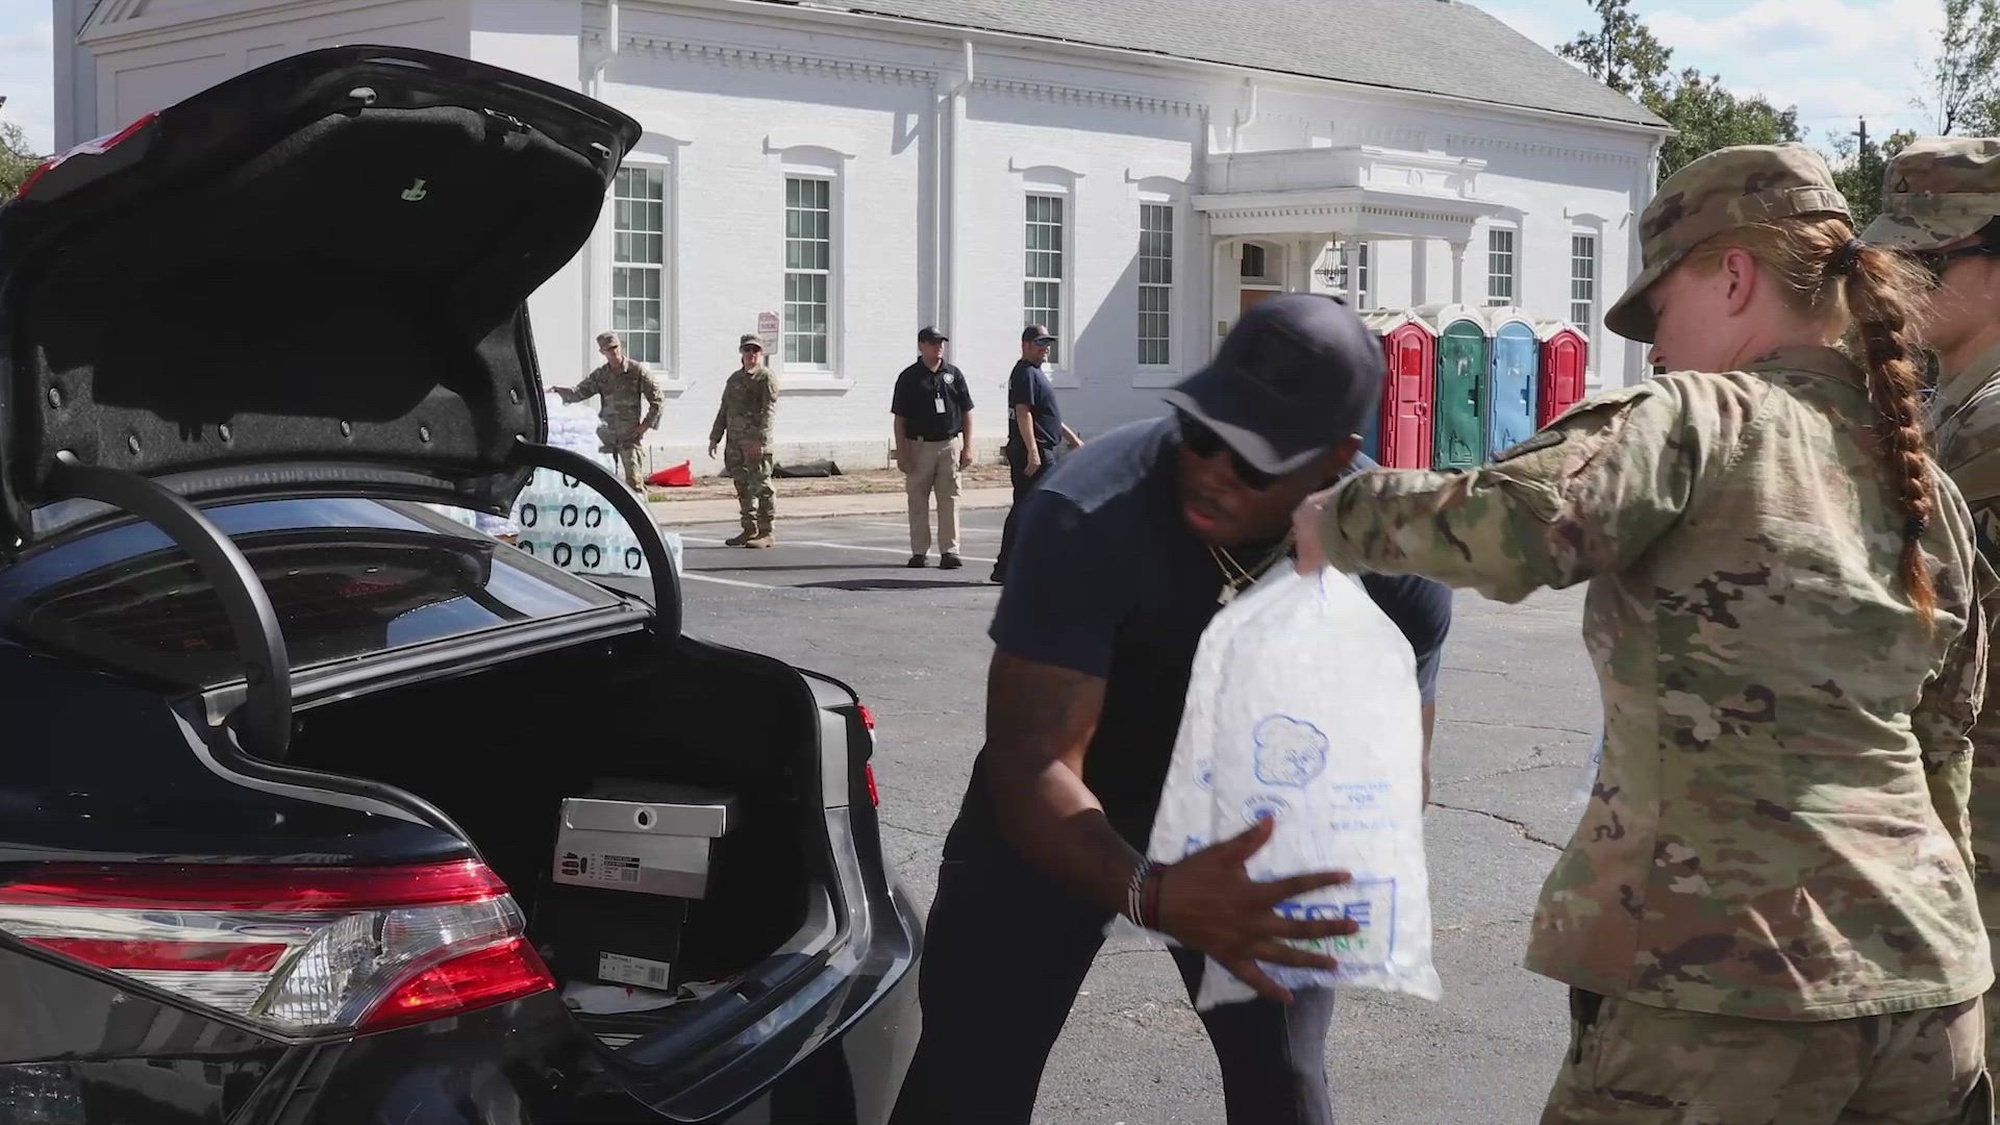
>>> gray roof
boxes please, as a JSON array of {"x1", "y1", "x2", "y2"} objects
[{"x1": 748, "y1": 0, "x2": 1667, "y2": 129}]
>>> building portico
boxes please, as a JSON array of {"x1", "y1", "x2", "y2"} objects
[{"x1": 1195, "y1": 145, "x2": 1509, "y2": 324}]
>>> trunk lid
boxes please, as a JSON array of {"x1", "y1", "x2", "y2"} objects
[{"x1": 0, "y1": 45, "x2": 641, "y2": 548}]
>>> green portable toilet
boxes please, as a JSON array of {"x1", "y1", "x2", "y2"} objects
[{"x1": 1414, "y1": 303, "x2": 1486, "y2": 470}]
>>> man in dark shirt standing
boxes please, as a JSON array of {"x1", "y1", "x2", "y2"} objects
[
  {"x1": 892, "y1": 326, "x2": 976, "y2": 569},
  {"x1": 887, "y1": 294, "x2": 1452, "y2": 1125},
  {"x1": 992, "y1": 324, "x2": 1084, "y2": 583}
]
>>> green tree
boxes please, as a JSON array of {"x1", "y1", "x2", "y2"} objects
[
  {"x1": 0, "y1": 119, "x2": 39, "y2": 202},
  {"x1": 1827, "y1": 125, "x2": 1917, "y2": 233},
  {"x1": 1556, "y1": 0, "x2": 1674, "y2": 100},
  {"x1": 1647, "y1": 69, "x2": 1804, "y2": 184},
  {"x1": 1919, "y1": 0, "x2": 2000, "y2": 134},
  {"x1": 1558, "y1": 3, "x2": 1802, "y2": 186}
]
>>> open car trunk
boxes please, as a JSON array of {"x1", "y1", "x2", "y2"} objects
[{"x1": 277, "y1": 629, "x2": 841, "y2": 1045}]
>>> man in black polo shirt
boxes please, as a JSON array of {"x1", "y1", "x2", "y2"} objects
[
  {"x1": 887, "y1": 294, "x2": 1452, "y2": 1125},
  {"x1": 892, "y1": 326, "x2": 976, "y2": 569},
  {"x1": 992, "y1": 324, "x2": 1084, "y2": 584}
]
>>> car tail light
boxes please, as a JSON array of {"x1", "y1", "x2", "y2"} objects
[
  {"x1": 0, "y1": 859, "x2": 553, "y2": 1036},
  {"x1": 16, "y1": 112, "x2": 159, "y2": 200},
  {"x1": 864, "y1": 762, "x2": 880, "y2": 808},
  {"x1": 856, "y1": 703, "x2": 876, "y2": 731}
]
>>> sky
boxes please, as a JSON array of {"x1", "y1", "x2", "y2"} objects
[{"x1": 0, "y1": 1, "x2": 1958, "y2": 157}]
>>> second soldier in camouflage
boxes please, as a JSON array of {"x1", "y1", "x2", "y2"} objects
[
  {"x1": 709, "y1": 334, "x2": 779, "y2": 548},
  {"x1": 1865, "y1": 133, "x2": 2000, "y2": 1086}
]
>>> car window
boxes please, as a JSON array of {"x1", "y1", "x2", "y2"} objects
[{"x1": 0, "y1": 497, "x2": 625, "y2": 689}]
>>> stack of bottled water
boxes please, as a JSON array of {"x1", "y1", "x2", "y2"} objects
[
  {"x1": 425, "y1": 394, "x2": 682, "y2": 581},
  {"x1": 509, "y1": 394, "x2": 679, "y2": 581}
]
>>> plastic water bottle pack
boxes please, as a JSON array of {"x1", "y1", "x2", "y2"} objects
[
  {"x1": 1140, "y1": 565, "x2": 1441, "y2": 1010},
  {"x1": 508, "y1": 395, "x2": 675, "y2": 579}
]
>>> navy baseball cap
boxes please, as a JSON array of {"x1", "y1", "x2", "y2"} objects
[
  {"x1": 918, "y1": 326, "x2": 949, "y2": 343},
  {"x1": 1160, "y1": 293, "x2": 1384, "y2": 476},
  {"x1": 1022, "y1": 324, "x2": 1056, "y2": 343}
]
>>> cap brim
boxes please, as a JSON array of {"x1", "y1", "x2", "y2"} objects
[
  {"x1": 1603, "y1": 249, "x2": 1684, "y2": 345},
  {"x1": 1860, "y1": 209, "x2": 1989, "y2": 251},
  {"x1": 1030, "y1": 336, "x2": 1055, "y2": 344},
  {"x1": 1159, "y1": 369, "x2": 1329, "y2": 477}
]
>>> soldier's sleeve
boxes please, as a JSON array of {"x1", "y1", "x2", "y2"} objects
[
  {"x1": 560, "y1": 369, "x2": 601, "y2": 404},
  {"x1": 741, "y1": 373, "x2": 776, "y2": 445},
  {"x1": 708, "y1": 378, "x2": 730, "y2": 446},
  {"x1": 1911, "y1": 555, "x2": 1993, "y2": 877},
  {"x1": 1315, "y1": 378, "x2": 1732, "y2": 604},
  {"x1": 637, "y1": 365, "x2": 664, "y2": 431},
  {"x1": 1940, "y1": 408, "x2": 2000, "y2": 564}
]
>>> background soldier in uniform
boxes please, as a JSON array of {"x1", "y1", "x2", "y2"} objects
[
  {"x1": 1297, "y1": 144, "x2": 1994, "y2": 1123},
  {"x1": 1863, "y1": 134, "x2": 2000, "y2": 1082},
  {"x1": 548, "y1": 330, "x2": 664, "y2": 491},
  {"x1": 709, "y1": 334, "x2": 779, "y2": 548}
]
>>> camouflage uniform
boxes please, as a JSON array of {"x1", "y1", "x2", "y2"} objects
[
  {"x1": 710, "y1": 334, "x2": 779, "y2": 546},
  {"x1": 1313, "y1": 144, "x2": 1995, "y2": 1123},
  {"x1": 553, "y1": 347, "x2": 665, "y2": 490},
  {"x1": 1865, "y1": 135, "x2": 2000, "y2": 1085}
]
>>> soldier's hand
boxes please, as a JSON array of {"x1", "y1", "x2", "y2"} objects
[
  {"x1": 1153, "y1": 817, "x2": 1356, "y2": 1005},
  {"x1": 1292, "y1": 488, "x2": 1335, "y2": 574},
  {"x1": 708, "y1": 441, "x2": 720, "y2": 460}
]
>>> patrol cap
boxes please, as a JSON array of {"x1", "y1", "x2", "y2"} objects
[
  {"x1": 918, "y1": 325, "x2": 949, "y2": 343},
  {"x1": 1605, "y1": 142, "x2": 1851, "y2": 344},
  {"x1": 738, "y1": 334, "x2": 761, "y2": 350},
  {"x1": 596, "y1": 331, "x2": 622, "y2": 348},
  {"x1": 1159, "y1": 293, "x2": 1383, "y2": 476},
  {"x1": 1022, "y1": 324, "x2": 1056, "y2": 344},
  {"x1": 1860, "y1": 136, "x2": 2000, "y2": 251}
]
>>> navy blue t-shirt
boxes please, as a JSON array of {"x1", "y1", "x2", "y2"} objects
[
  {"x1": 951, "y1": 415, "x2": 1452, "y2": 851},
  {"x1": 1007, "y1": 360, "x2": 1063, "y2": 451}
]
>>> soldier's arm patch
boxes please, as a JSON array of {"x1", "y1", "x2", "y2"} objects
[{"x1": 1493, "y1": 429, "x2": 1565, "y2": 463}]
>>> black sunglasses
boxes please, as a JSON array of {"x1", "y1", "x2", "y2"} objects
[
  {"x1": 1176, "y1": 410, "x2": 1281, "y2": 491},
  {"x1": 1916, "y1": 242, "x2": 2000, "y2": 281}
]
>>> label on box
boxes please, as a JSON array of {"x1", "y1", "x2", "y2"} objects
[
  {"x1": 557, "y1": 850, "x2": 643, "y2": 887},
  {"x1": 599, "y1": 951, "x2": 673, "y2": 990}
]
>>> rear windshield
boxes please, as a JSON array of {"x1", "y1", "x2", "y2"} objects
[{"x1": 0, "y1": 497, "x2": 624, "y2": 689}]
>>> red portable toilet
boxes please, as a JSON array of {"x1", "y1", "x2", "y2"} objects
[
  {"x1": 1362, "y1": 310, "x2": 1436, "y2": 469},
  {"x1": 1535, "y1": 320, "x2": 1590, "y2": 426}
]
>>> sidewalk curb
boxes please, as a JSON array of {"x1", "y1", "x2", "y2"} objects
[{"x1": 650, "y1": 487, "x2": 1015, "y2": 525}]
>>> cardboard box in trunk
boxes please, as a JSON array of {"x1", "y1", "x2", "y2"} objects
[{"x1": 535, "y1": 778, "x2": 737, "y2": 991}]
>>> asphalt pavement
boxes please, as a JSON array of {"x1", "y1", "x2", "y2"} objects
[{"x1": 655, "y1": 506, "x2": 1602, "y2": 1125}]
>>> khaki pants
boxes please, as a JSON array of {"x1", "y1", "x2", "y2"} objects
[
  {"x1": 1542, "y1": 989, "x2": 1991, "y2": 1124},
  {"x1": 904, "y1": 435, "x2": 962, "y2": 556}
]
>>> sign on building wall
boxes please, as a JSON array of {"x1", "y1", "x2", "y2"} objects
[{"x1": 757, "y1": 311, "x2": 780, "y2": 357}]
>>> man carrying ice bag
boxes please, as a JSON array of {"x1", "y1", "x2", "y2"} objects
[{"x1": 887, "y1": 293, "x2": 1453, "y2": 1125}]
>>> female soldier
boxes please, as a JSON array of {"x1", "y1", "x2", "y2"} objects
[{"x1": 1295, "y1": 143, "x2": 1994, "y2": 1122}]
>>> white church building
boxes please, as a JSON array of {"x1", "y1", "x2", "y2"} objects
[{"x1": 51, "y1": 0, "x2": 1669, "y2": 471}]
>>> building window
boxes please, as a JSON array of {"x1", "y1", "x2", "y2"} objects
[
  {"x1": 1570, "y1": 233, "x2": 1597, "y2": 329},
  {"x1": 783, "y1": 176, "x2": 833, "y2": 368},
  {"x1": 612, "y1": 166, "x2": 668, "y2": 366},
  {"x1": 1240, "y1": 243, "x2": 1268, "y2": 281},
  {"x1": 1487, "y1": 227, "x2": 1517, "y2": 307},
  {"x1": 1319, "y1": 241, "x2": 1370, "y2": 305},
  {"x1": 1025, "y1": 194, "x2": 1066, "y2": 365},
  {"x1": 1138, "y1": 203, "x2": 1174, "y2": 367}
]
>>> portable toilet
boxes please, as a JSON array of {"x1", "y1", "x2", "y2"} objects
[
  {"x1": 1362, "y1": 309, "x2": 1437, "y2": 469},
  {"x1": 1482, "y1": 306, "x2": 1541, "y2": 459},
  {"x1": 1413, "y1": 303, "x2": 1486, "y2": 470},
  {"x1": 1535, "y1": 320, "x2": 1590, "y2": 426}
]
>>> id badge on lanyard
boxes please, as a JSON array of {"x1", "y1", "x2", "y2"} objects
[{"x1": 934, "y1": 395, "x2": 946, "y2": 414}]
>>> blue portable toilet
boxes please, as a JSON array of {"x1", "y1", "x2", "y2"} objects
[{"x1": 1482, "y1": 306, "x2": 1540, "y2": 460}]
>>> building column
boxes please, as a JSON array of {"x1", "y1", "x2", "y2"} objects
[
  {"x1": 1343, "y1": 239, "x2": 1361, "y2": 306},
  {"x1": 1212, "y1": 237, "x2": 1239, "y2": 338},
  {"x1": 1410, "y1": 238, "x2": 1429, "y2": 307},
  {"x1": 1449, "y1": 239, "x2": 1470, "y2": 305}
]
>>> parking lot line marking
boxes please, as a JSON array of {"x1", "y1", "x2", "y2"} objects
[
  {"x1": 681, "y1": 572, "x2": 782, "y2": 591},
  {"x1": 681, "y1": 535, "x2": 998, "y2": 564}
]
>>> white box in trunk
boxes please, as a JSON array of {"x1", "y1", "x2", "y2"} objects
[{"x1": 551, "y1": 778, "x2": 736, "y2": 900}]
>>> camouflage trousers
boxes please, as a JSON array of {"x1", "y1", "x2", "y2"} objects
[
  {"x1": 1541, "y1": 989, "x2": 1991, "y2": 1125},
  {"x1": 724, "y1": 443, "x2": 775, "y2": 533},
  {"x1": 597, "y1": 425, "x2": 647, "y2": 490}
]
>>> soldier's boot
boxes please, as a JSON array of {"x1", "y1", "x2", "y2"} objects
[
  {"x1": 745, "y1": 504, "x2": 775, "y2": 549},
  {"x1": 725, "y1": 519, "x2": 755, "y2": 547}
]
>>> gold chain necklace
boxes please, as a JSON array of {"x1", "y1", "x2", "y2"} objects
[{"x1": 1210, "y1": 530, "x2": 1295, "y2": 605}]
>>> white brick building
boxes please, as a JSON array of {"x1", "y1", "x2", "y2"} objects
[{"x1": 51, "y1": 0, "x2": 1669, "y2": 471}]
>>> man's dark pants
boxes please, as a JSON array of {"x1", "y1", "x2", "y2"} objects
[
  {"x1": 992, "y1": 441, "x2": 1055, "y2": 582},
  {"x1": 886, "y1": 819, "x2": 1337, "y2": 1124}
]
